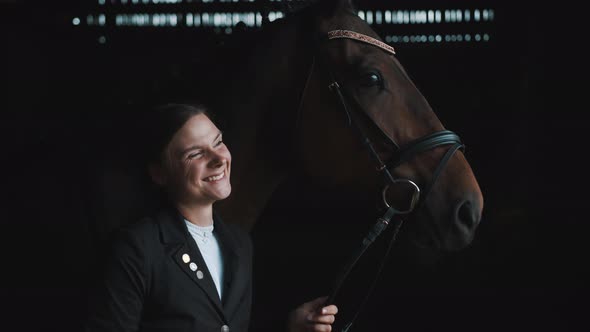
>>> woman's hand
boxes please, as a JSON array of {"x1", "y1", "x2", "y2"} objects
[{"x1": 287, "y1": 296, "x2": 338, "y2": 332}]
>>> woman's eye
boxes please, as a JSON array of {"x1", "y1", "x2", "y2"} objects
[
  {"x1": 358, "y1": 72, "x2": 382, "y2": 87},
  {"x1": 188, "y1": 152, "x2": 203, "y2": 159},
  {"x1": 215, "y1": 140, "x2": 224, "y2": 147}
]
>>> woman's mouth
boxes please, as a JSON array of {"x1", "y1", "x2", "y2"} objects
[{"x1": 203, "y1": 171, "x2": 225, "y2": 182}]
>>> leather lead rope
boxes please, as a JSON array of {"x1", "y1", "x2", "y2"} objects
[{"x1": 325, "y1": 206, "x2": 398, "y2": 306}]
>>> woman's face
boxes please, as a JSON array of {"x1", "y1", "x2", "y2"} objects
[{"x1": 155, "y1": 113, "x2": 232, "y2": 206}]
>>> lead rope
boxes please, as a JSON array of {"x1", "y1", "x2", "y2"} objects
[
  {"x1": 325, "y1": 206, "x2": 398, "y2": 306},
  {"x1": 341, "y1": 217, "x2": 404, "y2": 332}
]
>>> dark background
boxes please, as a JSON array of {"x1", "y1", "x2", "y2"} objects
[{"x1": 1, "y1": 0, "x2": 588, "y2": 331}]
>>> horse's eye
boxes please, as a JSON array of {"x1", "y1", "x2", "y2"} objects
[{"x1": 358, "y1": 72, "x2": 382, "y2": 87}]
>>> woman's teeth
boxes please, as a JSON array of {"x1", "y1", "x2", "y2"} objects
[{"x1": 204, "y1": 172, "x2": 224, "y2": 182}]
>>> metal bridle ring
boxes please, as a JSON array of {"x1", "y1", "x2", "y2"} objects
[{"x1": 382, "y1": 180, "x2": 421, "y2": 214}]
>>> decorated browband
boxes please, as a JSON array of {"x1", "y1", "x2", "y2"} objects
[{"x1": 326, "y1": 30, "x2": 396, "y2": 55}]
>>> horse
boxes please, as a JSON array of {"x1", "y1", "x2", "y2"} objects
[{"x1": 196, "y1": 0, "x2": 484, "y2": 329}]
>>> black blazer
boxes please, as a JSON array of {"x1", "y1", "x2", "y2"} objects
[{"x1": 86, "y1": 206, "x2": 253, "y2": 332}]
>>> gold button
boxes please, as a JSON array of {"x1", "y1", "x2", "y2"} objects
[
  {"x1": 221, "y1": 325, "x2": 229, "y2": 332},
  {"x1": 189, "y1": 262, "x2": 198, "y2": 271},
  {"x1": 182, "y1": 254, "x2": 190, "y2": 263}
]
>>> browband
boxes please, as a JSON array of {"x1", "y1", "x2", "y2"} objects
[{"x1": 327, "y1": 29, "x2": 396, "y2": 55}]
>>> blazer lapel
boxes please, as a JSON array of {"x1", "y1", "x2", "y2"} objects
[
  {"x1": 158, "y1": 207, "x2": 226, "y2": 321},
  {"x1": 213, "y1": 214, "x2": 248, "y2": 320}
]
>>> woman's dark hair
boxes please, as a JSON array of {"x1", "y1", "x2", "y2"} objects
[{"x1": 143, "y1": 103, "x2": 213, "y2": 165}]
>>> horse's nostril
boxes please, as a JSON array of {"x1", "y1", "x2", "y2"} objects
[{"x1": 457, "y1": 200, "x2": 476, "y2": 228}]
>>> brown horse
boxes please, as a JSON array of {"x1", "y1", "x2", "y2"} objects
[
  {"x1": 215, "y1": 0, "x2": 483, "y2": 253},
  {"x1": 204, "y1": 3, "x2": 486, "y2": 329}
]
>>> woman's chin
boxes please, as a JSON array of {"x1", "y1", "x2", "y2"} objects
[{"x1": 209, "y1": 185, "x2": 232, "y2": 201}]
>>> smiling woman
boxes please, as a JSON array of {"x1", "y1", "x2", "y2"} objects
[
  {"x1": 85, "y1": 103, "x2": 338, "y2": 332},
  {"x1": 147, "y1": 106, "x2": 233, "y2": 219}
]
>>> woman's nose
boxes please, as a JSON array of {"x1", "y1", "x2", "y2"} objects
[{"x1": 208, "y1": 153, "x2": 227, "y2": 168}]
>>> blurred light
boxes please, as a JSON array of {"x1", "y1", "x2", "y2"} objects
[
  {"x1": 358, "y1": 11, "x2": 365, "y2": 20},
  {"x1": 98, "y1": 35, "x2": 106, "y2": 44},
  {"x1": 376, "y1": 11, "x2": 382, "y2": 24},
  {"x1": 98, "y1": 0, "x2": 105, "y2": 5},
  {"x1": 246, "y1": 12, "x2": 255, "y2": 27},
  {"x1": 475, "y1": 34, "x2": 481, "y2": 41},
  {"x1": 435, "y1": 10, "x2": 441, "y2": 23},
  {"x1": 474, "y1": 10, "x2": 480, "y2": 22},
  {"x1": 390, "y1": 11, "x2": 397, "y2": 24},
  {"x1": 98, "y1": 14, "x2": 105, "y2": 26},
  {"x1": 366, "y1": 10, "x2": 373, "y2": 24},
  {"x1": 72, "y1": 17, "x2": 80, "y2": 26},
  {"x1": 464, "y1": 10, "x2": 471, "y2": 22},
  {"x1": 427, "y1": 10, "x2": 434, "y2": 23},
  {"x1": 483, "y1": 34, "x2": 490, "y2": 41},
  {"x1": 465, "y1": 34, "x2": 471, "y2": 41},
  {"x1": 385, "y1": 10, "x2": 391, "y2": 23},
  {"x1": 435, "y1": 35, "x2": 442, "y2": 42}
]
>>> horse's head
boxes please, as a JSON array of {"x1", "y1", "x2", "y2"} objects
[{"x1": 296, "y1": 0, "x2": 483, "y2": 251}]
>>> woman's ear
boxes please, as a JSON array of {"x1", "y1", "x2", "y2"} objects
[{"x1": 148, "y1": 163, "x2": 167, "y2": 186}]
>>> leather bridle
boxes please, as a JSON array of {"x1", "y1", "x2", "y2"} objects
[{"x1": 295, "y1": 29, "x2": 466, "y2": 331}]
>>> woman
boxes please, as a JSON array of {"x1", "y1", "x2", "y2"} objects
[{"x1": 86, "y1": 103, "x2": 337, "y2": 332}]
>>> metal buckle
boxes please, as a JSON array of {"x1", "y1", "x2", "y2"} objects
[{"x1": 328, "y1": 81, "x2": 340, "y2": 91}]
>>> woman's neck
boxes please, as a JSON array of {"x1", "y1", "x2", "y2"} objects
[{"x1": 175, "y1": 202, "x2": 214, "y2": 227}]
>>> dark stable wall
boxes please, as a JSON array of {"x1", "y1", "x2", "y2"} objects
[{"x1": 1, "y1": 1, "x2": 587, "y2": 331}]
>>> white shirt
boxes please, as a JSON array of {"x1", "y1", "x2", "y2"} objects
[{"x1": 184, "y1": 219, "x2": 224, "y2": 299}]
